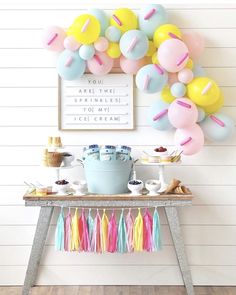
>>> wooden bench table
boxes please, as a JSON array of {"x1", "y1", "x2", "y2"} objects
[{"x1": 22, "y1": 193, "x2": 195, "y2": 295}]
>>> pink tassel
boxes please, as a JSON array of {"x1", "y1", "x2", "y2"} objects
[
  {"x1": 143, "y1": 208, "x2": 153, "y2": 252},
  {"x1": 107, "y1": 209, "x2": 118, "y2": 253},
  {"x1": 79, "y1": 209, "x2": 90, "y2": 252},
  {"x1": 125, "y1": 208, "x2": 134, "y2": 252},
  {"x1": 64, "y1": 208, "x2": 71, "y2": 251},
  {"x1": 91, "y1": 209, "x2": 102, "y2": 253}
]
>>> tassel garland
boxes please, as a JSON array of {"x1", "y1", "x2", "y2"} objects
[{"x1": 55, "y1": 207, "x2": 162, "y2": 253}]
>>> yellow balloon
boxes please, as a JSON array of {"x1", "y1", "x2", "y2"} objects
[
  {"x1": 110, "y1": 8, "x2": 138, "y2": 33},
  {"x1": 153, "y1": 24, "x2": 182, "y2": 47},
  {"x1": 186, "y1": 58, "x2": 194, "y2": 70},
  {"x1": 203, "y1": 91, "x2": 224, "y2": 114},
  {"x1": 146, "y1": 41, "x2": 156, "y2": 57},
  {"x1": 152, "y1": 52, "x2": 159, "y2": 64},
  {"x1": 187, "y1": 77, "x2": 220, "y2": 107},
  {"x1": 67, "y1": 14, "x2": 100, "y2": 45},
  {"x1": 161, "y1": 85, "x2": 175, "y2": 103},
  {"x1": 106, "y1": 42, "x2": 121, "y2": 58}
]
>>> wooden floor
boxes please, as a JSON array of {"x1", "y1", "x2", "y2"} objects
[{"x1": 0, "y1": 286, "x2": 236, "y2": 295}]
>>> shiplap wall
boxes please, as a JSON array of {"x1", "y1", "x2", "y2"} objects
[{"x1": 0, "y1": 2, "x2": 236, "y2": 286}]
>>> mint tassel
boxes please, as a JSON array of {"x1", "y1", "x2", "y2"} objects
[
  {"x1": 152, "y1": 207, "x2": 161, "y2": 251},
  {"x1": 55, "y1": 207, "x2": 64, "y2": 251},
  {"x1": 117, "y1": 209, "x2": 127, "y2": 253}
]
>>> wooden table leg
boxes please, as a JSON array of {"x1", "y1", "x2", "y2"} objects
[
  {"x1": 22, "y1": 206, "x2": 54, "y2": 295},
  {"x1": 165, "y1": 206, "x2": 195, "y2": 295}
]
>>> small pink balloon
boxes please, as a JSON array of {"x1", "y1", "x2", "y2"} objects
[
  {"x1": 174, "y1": 124, "x2": 204, "y2": 155},
  {"x1": 168, "y1": 72, "x2": 178, "y2": 86},
  {"x1": 120, "y1": 55, "x2": 148, "y2": 74},
  {"x1": 63, "y1": 36, "x2": 81, "y2": 51},
  {"x1": 178, "y1": 68, "x2": 194, "y2": 84},
  {"x1": 87, "y1": 52, "x2": 114, "y2": 75},
  {"x1": 42, "y1": 26, "x2": 66, "y2": 52},
  {"x1": 157, "y1": 39, "x2": 189, "y2": 73},
  {"x1": 168, "y1": 98, "x2": 198, "y2": 128},
  {"x1": 94, "y1": 37, "x2": 109, "y2": 52},
  {"x1": 183, "y1": 32, "x2": 205, "y2": 61}
]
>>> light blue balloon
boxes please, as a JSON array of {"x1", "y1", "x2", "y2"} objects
[
  {"x1": 200, "y1": 112, "x2": 235, "y2": 142},
  {"x1": 105, "y1": 26, "x2": 122, "y2": 42},
  {"x1": 136, "y1": 64, "x2": 168, "y2": 94},
  {"x1": 192, "y1": 65, "x2": 206, "y2": 77},
  {"x1": 87, "y1": 8, "x2": 109, "y2": 36},
  {"x1": 138, "y1": 4, "x2": 168, "y2": 39},
  {"x1": 170, "y1": 82, "x2": 186, "y2": 98},
  {"x1": 57, "y1": 50, "x2": 86, "y2": 80},
  {"x1": 197, "y1": 107, "x2": 205, "y2": 123},
  {"x1": 79, "y1": 44, "x2": 95, "y2": 60},
  {"x1": 120, "y1": 30, "x2": 149, "y2": 60},
  {"x1": 148, "y1": 98, "x2": 173, "y2": 131}
]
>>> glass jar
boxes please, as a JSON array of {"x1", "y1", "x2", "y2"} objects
[
  {"x1": 116, "y1": 145, "x2": 131, "y2": 161},
  {"x1": 100, "y1": 145, "x2": 116, "y2": 161},
  {"x1": 83, "y1": 144, "x2": 100, "y2": 160}
]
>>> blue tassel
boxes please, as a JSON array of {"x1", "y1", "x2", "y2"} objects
[
  {"x1": 87, "y1": 208, "x2": 94, "y2": 247},
  {"x1": 152, "y1": 207, "x2": 161, "y2": 251},
  {"x1": 117, "y1": 209, "x2": 127, "y2": 253},
  {"x1": 55, "y1": 207, "x2": 64, "y2": 251}
]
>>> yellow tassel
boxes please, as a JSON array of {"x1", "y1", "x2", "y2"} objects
[
  {"x1": 134, "y1": 208, "x2": 143, "y2": 251},
  {"x1": 71, "y1": 208, "x2": 80, "y2": 251},
  {"x1": 101, "y1": 209, "x2": 109, "y2": 252}
]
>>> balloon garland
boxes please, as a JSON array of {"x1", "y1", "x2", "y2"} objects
[{"x1": 43, "y1": 4, "x2": 235, "y2": 155}]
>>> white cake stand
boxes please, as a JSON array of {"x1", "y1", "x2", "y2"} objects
[
  {"x1": 141, "y1": 160, "x2": 181, "y2": 193},
  {"x1": 41, "y1": 163, "x2": 80, "y2": 180}
]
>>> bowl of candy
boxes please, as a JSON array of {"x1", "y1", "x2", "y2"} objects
[
  {"x1": 128, "y1": 180, "x2": 144, "y2": 196},
  {"x1": 145, "y1": 179, "x2": 161, "y2": 196},
  {"x1": 55, "y1": 179, "x2": 70, "y2": 195}
]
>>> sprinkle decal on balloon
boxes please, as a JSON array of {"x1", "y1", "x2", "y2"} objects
[{"x1": 43, "y1": 4, "x2": 234, "y2": 154}]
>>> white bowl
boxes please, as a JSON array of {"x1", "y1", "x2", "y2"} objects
[
  {"x1": 145, "y1": 179, "x2": 161, "y2": 196},
  {"x1": 72, "y1": 180, "x2": 87, "y2": 195},
  {"x1": 54, "y1": 182, "x2": 70, "y2": 195},
  {"x1": 128, "y1": 180, "x2": 144, "y2": 196}
]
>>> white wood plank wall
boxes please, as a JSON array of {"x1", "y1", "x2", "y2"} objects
[{"x1": 0, "y1": 2, "x2": 236, "y2": 286}]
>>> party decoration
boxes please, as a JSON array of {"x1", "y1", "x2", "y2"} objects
[
  {"x1": 106, "y1": 42, "x2": 121, "y2": 58},
  {"x1": 55, "y1": 207, "x2": 64, "y2": 251},
  {"x1": 63, "y1": 36, "x2": 80, "y2": 51},
  {"x1": 136, "y1": 64, "x2": 168, "y2": 93},
  {"x1": 158, "y1": 39, "x2": 189, "y2": 73},
  {"x1": 79, "y1": 44, "x2": 95, "y2": 60},
  {"x1": 67, "y1": 14, "x2": 101, "y2": 44},
  {"x1": 168, "y1": 98, "x2": 198, "y2": 128},
  {"x1": 42, "y1": 26, "x2": 66, "y2": 52},
  {"x1": 148, "y1": 98, "x2": 172, "y2": 131},
  {"x1": 44, "y1": 4, "x2": 234, "y2": 154},
  {"x1": 64, "y1": 208, "x2": 72, "y2": 251},
  {"x1": 200, "y1": 112, "x2": 234, "y2": 142},
  {"x1": 134, "y1": 208, "x2": 143, "y2": 251},
  {"x1": 117, "y1": 209, "x2": 127, "y2": 253},
  {"x1": 183, "y1": 32, "x2": 205, "y2": 61},
  {"x1": 105, "y1": 26, "x2": 122, "y2": 42},
  {"x1": 174, "y1": 124, "x2": 204, "y2": 155},
  {"x1": 110, "y1": 8, "x2": 138, "y2": 33},
  {"x1": 57, "y1": 50, "x2": 86, "y2": 80},
  {"x1": 88, "y1": 8, "x2": 109, "y2": 36},
  {"x1": 170, "y1": 82, "x2": 186, "y2": 98},
  {"x1": 138, "y1": 4, "x2": 168, "y2": 39},
  {"x1": 87, "y1": 52, "x2": 114, "y2": 75},
  {"x1": 153, "y1": 23, "x2": 182, "y2": 47},
  {"x1": 126, "y1": 208, "x2": 134, "y2": 252},
  {"x1": 187, "y1": 77, "x2": 220, "y2": 107},
  {"x1": 120, "y1": 30, "x2": 149, "y2": 60},
  {"x1": 94, "y1": 37, "x2": 109, "y2": 52}
]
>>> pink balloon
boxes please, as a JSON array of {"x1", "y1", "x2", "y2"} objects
[
  {"x1": 178, "y1": 68, "x2": 194, "y2": 84},
  {"x1": 63, "y1": 36, "x2": 81, "y2": 51},
  {"x1": 87, "y1": 52, "x2": 114, "y2": 75},
  {"x1": 168, "y1": 72, "x2": 178, "y2": 86},
  {"x1": 182, "y1": 32, "x2": 205, "y2": 61},
  {"x1": 120, "y1": 55, "x2": 148, "y2": 74},
  {"x1": 168, "y1": 98, "x2": 198, "y2": 128},
  {"x1": 174, "y1": 124, "x2": 204, "y2": 155},
  {"x1": 94, "y1": 37, "x2": 109, "y2": 52},
  {"x1": 157, "y1": 39, "x2": 189, "y2": 73},
  {"x1": 42, "y1": 26, "x2": 66, "y2": 52}
]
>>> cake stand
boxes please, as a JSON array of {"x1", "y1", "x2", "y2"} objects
[{"x1": 141, "y1": 160, "x2": 181, "y2": 192}]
